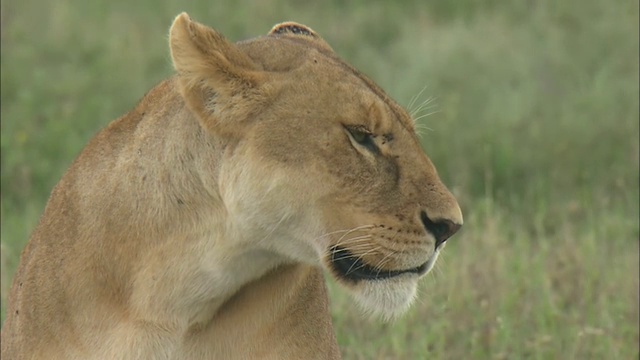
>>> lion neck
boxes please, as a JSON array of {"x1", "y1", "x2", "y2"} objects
[{"x1": 182, "y1": 263, "x2": 340, "y2": 358}]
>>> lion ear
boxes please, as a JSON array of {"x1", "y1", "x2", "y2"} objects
[
  {"x1": 169, "y1": 13, "x2": 268, "y2": 135},
  {"x1": 268, "y1": 22, "x2": 334, "y2": 53}
]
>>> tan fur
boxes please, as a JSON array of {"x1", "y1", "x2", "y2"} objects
[{"x1": 1, "y1": 13, "x2": 462, "y2": 359}]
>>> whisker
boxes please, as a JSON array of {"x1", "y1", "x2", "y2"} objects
[
  {"x1": 312, "y1": 225, "x2": 374, "y2": 243},
  {"x1": 410, "y1": 96, "x2": 437, "y2": 118},
  {"x1": 332, "y1": 225, "x2": 374, "y2": 247},
  {"x1": 407, "y1": 85, "x2": 428, "y2": 114},
  {"x1": 345, "y1": 246, "x2": 382, "y2": 275},
  {"x1": 372, "y1": 250, "x2": 398, "y2": 276},
  {"x1": 335, "y1": 235, "x2": 373, "y2": 247},
  {"x1": 414, "y1": 95, "x2": 437, "y2": 110},
  {"x1": 329, "y1": 239, "x2": 375, "y2": 262},
  {"x1": 329, "y1": 244, "x2": 375, "y2": 259},
  {"x1": 337, "y1": 242, "x2": 375, "y2": 251},
  {"x1": 334, "y1": 231, "x2": 373, "y2": 248},
  {"x1": 413, "y1": 110, "x2": 440, "y2": 124},
  {"x1": 329, "y1": 240, "x2": 375, "y2": 259},
  {"x1": 415, "y1": 124, "x2": 434, "y2": 131},
  {"x1": 411, "y1": 103, "x2": 438, "y2": 119}
]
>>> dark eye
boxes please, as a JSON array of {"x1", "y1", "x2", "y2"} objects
[{"x1": 346, "y1": 126, "x2": 378, "y2": 153}]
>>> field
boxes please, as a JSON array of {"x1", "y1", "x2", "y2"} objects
[{"x1": 1, "y1": 0, "x2": 638, "y2": 358}]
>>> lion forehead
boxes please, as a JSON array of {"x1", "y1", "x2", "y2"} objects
[{"x1": 236, "y1": 39, "x2": 415, "y2": 134}]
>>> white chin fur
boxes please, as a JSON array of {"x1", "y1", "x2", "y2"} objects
[{"x1": 350, "y1": 276, "x2": 418, "y2": 322}]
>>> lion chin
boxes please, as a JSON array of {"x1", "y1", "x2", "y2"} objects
[
  {"x1": 325, "y1": 244, "x2": 444, "y2": 321},
  {"x1": 353, "y1": 277, "x2": 420, "y2": 321}
]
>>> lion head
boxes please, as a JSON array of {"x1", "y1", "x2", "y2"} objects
[{"x1": 169, "y1": 13, "x2": 462, "y2": 320}]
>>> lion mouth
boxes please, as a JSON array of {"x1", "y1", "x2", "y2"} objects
[{"x1": 329, "y1": 246, "x2": 428, "y2": 282}]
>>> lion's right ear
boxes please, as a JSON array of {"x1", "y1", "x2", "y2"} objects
[{"x1": 169, "y1": 13, "x2": 268, "y2": 135}]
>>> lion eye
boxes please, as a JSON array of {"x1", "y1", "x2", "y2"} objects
[
  {"x1": 350, "y1": 128, "x2": 369, "y2": 143},
  {"x1": 346, "y1": 126, "x2": 377, "y2": 153}
]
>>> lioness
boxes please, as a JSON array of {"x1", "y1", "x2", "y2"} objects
[{"x1": 1, "y1": 13, "x2": 462, "y2": 359}]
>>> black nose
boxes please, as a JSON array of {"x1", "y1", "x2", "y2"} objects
[{"x1": 420, "y1": 211, "x2": 462, "y2": 248}]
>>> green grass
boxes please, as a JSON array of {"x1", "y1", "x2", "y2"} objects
[{"x1": 1, "y1": 0, "x2": 638, "y2": 358}]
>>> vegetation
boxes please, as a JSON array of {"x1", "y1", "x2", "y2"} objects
[{"x1": 1, "y1": 0, "x2": 638, "y2": 358}]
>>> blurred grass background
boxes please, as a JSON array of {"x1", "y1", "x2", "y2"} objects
[{"x1": 1, "y1": 0, "x2": 638, "y2": 358}]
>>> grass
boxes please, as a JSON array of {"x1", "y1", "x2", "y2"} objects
[{"x1": 1, "y1": 0, "x2": 638, "y2": 358}]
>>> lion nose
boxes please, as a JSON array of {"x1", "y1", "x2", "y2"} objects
[{"x1": 420, "y1": 211, "x2": 462, "y2": 248}]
